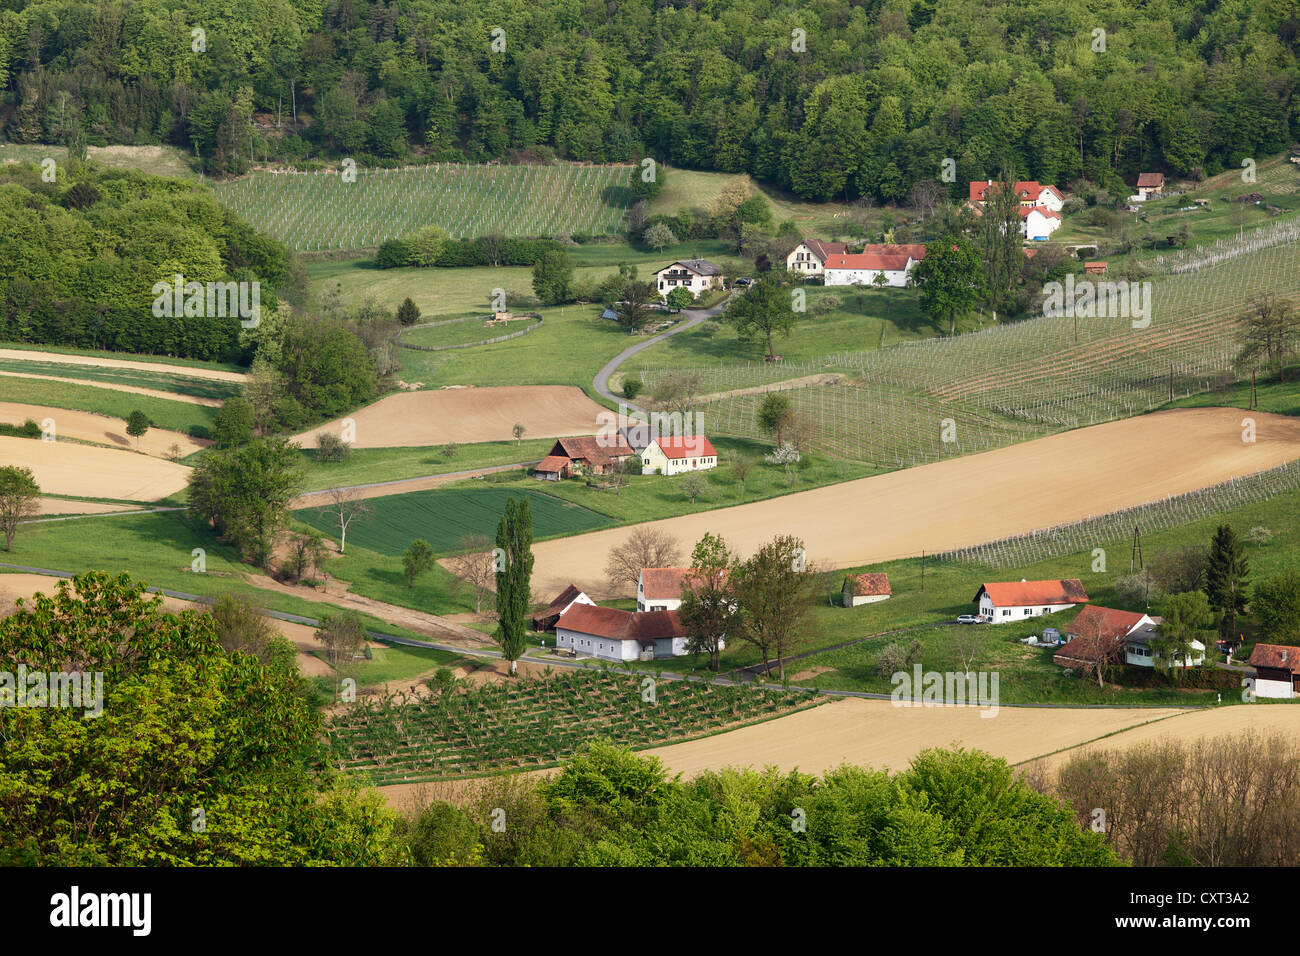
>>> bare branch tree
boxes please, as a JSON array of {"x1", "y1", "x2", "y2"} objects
[
  {"x1": 605, "y1": 526, "x2": 683, "y2": 593},
  {"x1": 447, "y1": 532, "x2": 496, "y2": 615},
  {"x1": 317, "y1": 486, "x2": 371, "y2": 555}
]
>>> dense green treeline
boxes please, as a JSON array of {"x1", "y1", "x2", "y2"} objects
[
  {"x1": 3, "y1": 0, "x2": 1296, "y2": 198},
  {"x1": 0, "y1": 162, "x2": 301, "y2": 361}
]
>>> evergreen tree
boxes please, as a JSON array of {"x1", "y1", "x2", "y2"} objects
[
  {"x1": 494, "y1": 497, "x2": 534, "y2": 675},
  {"x1": 1205, "y1": 524, "x2": 1250, "y2": 643}
]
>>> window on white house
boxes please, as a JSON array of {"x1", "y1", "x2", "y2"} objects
[{"x1": 1002, "y1": 609, "x2": 1011, "y2": 617}]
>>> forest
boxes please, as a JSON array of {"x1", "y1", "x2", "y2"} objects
[{"x1": 2, "y1": 0, "x2": 1296, "y2": 199}]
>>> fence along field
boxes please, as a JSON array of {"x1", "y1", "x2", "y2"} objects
[
  {"x1": 644, "y1": 222, "x2": 1300, "y2": 470},
  {"x1": 325, "y1": 669, "x2": 822, "y2": 785},
  {"x1": 934, "y1": 458, "x2": 1300, "y2": 570},
  {"x1": 212, "y1": 163, "x2": 635, "y2": 250}
]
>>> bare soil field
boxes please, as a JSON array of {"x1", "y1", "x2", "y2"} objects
[
  {"x1": 294, "y1": 385, "x2": 607, "y2": 449},
  {"x1": 0, "y1": 436, "x2": 191, "y2": 501},
  {"x1": 529, "y1": 408, "x2": 1300, "y2": 597},
  {"x1": 0, "y1": 403, "x2": 205, "y2": 457},
  {"x1": 0, "y1": 371, "x2": 220, "y2": 407},
  {"x1": 1023, "y1": 703, "x2": 1300, "y2": 774},
  {"x1": 35, "y1": 499, "x2": 143, "y2": 516},
  {"x1": 0, "y1": 349, "x2": 246, "y2": 383},
  {"x1": 642, "y1": 696, "x2": 1192, "y2": 778}
]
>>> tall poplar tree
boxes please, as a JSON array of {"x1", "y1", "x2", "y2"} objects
[{"x1": 494, "y1": 497, "x2": 534, "y2": 675}]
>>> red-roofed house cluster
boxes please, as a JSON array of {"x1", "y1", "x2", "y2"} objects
[
  {"x1": 785, "y1": 238, "x2": 928, "y2": 287},
  {"x1": 967, "y1": 180, "x2": 1065, "y2": 240},
  {"x1": 533, "y1": 429, "x2": 719, "y2": 480},
  {"x1": 533, "y1": 569, "x2": 726, "y2": 662},
  {"x1": 1052, "y1": 605, "x2": 1205, "y2": 672}
]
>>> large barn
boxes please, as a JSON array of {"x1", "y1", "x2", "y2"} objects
[{"x1": 974, "y1": 579, "x2": 1088, "y2": 623}]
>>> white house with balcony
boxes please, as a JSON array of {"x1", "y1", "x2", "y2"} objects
[{"x1": 654, "y1": 259, "x2": 724, "y2": 297}]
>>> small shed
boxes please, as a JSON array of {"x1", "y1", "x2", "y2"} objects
[
  {"x1": 1084, "y1": 262, "x2": 1108, "y2": 275},
  {"x1": 601, "y1": 308, "x2": 619, "y2": 321},
  {"x1": 842, "y1": 573, "x2": 891, "y2": 607},
  {"x1": 532, "y1": 455, "x2": 570, "y2": 481}
]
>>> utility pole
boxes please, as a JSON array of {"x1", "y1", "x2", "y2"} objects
[{"x1": 920, "y1": 550, "x2": 925, "y2": 592}]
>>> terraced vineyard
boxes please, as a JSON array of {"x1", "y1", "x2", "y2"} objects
[
  {"x1": 324, "y1": 669, "x2": 823, "y2": 784},
  {"x1": 651, "y1": 222, "x2": 1300, "y2": 468},
  {"x1": 212, "y1": 162, "x2": 635, "y2": 250}
]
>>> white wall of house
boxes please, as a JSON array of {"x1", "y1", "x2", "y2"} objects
[
  {"x1": 1254, "y1": 677, "x2": 1294, "y2": 699},
  {"x1": 1125, "y1": 641, "x2": 1205, "y2": 668},
  {"x1": 554, "y1": 627, "x2": 638, "y2": 661},
  {"x1": 1035, "y1": 188, "x2": 1065, "y2": 212},
  {"x1": 656, "y1": 266, "x2": 721, "y2": 296},
  {"x1": 844, "y1": 590, "x2": 890, "y2": 607},
  {"x1": 980, "y1": 596, "x2": 1077, "y2": 622},
  {"x1": 824, "y1": 264, "x2": 911, "y2": 288},
  {"x1": 786, "y1": 244, "x2": 826, "y2": 274},
  {"x1": 641, "y1": 443, "x2": 718, "y2": 475},
  {"x1": 1022, "y1": 210, "x2": 1061, "y2": 240}
]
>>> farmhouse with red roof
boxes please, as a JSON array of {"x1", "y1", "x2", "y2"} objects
[
  {"x1": 824, "y1": 251, "x2": 916, "y2": 287},
  {"x1": 1054, "y1": 605, "x2": 1205, "y2": 671},
  {"x1": 968, "y1": 180, "x2": 1064, "y2": 211},
  {"x1": 1135, "y1": 172, "x2": 1165, "y2": 200},
  {"x1": 532, "y1": 434, "x2": 634, "y2": 480},
  {"x1": 554, "y1": 602, "x2": 703, "y2": 661},
  {"x1": 640, "y1": 434, "x2": 719, "y2": 475},
  {"x1": 531, "y1": 583, "x2": 596, "y2": 631},
  {"x1": 973, "y1": 578, "x2": 1088, "y2": 623}
]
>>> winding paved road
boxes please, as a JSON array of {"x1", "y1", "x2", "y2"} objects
[{"x1": 592, "y1": 298, "x2": 730, "y2": 415}]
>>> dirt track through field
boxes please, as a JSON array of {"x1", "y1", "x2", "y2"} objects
[
  {"x1": 0, "y1": 436, "x2": 191, "y2": 501},
  {"x1": 528, "y1": 407, "x2": 1300, "y2": 598},
  {"x1": 35, "y1": 498, "x2": 143, "y2": 516},
  {"x1": 0, "y1": 403, "x2": 205, "y2": 457},
  {"x1": 0, "y1": 349, "x2": 246, "y2": 383},
  {"x1": 0, "y1": 370, "x2": 221, "y2": 406},
  {"x1": 294, "y1": 386, "x2": 607, "y2": 449}
]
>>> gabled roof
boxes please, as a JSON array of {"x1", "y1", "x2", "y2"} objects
[
  {"x1": 969, "y1": 180, "x2": 1059, "y2": 203},
  {"x1": 861, "y1": 243, "x2": 927, "y2": 260},
  {"x1": 975, "y1": 579, "x2": 1088, "y2": 607},
  {"x1": 1136, "y1": 172, "x2": 1165, "y2": 188},
  {"x1": 534, "y1": 455, "x2": 571, "y2": 474},
  {"x1": 541, "y1": 584, "x2": 585, "y2": 616},
  {"x1": 657, "y1": 258, "x2": 721, "y2": 276},
  {"x1": 640, "y1": 567, "x2": 689, "y2": 600},
  {"x1": 1019, "y1": 206, "x2": 1062, "y2": 220},
  {"x1": 824, "y1": 253, "x2": 912, "y2": 272},
  {"x1": 1054, "y1": 631, "x2": 1126, "y2": 666},
  {"x1": 550, "y1": 434, "x2": 633, "y2": 466},
  {"x1": 800, "y1": 239, "x2": 850, "y2": 262},
  {"x1": 554, "y1": 602, "x2": 684, "y2": 644},
  {"x1": 650, "y1": 435, "x2": 718, "y2": 459},
  {"x1": 1066, "y1": 605, "x2": 1148, "y2": 641},
  {"x1": 1247, "y1": 643, "x2": 1300, "y2": 674},
  {"x1": 843, "y1": 572, "x2": 891, "y2": 597}
]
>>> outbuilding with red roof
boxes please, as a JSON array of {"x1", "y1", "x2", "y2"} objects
[{"x1": 554, "y1": 602, "x2": 705, "y2": 661}]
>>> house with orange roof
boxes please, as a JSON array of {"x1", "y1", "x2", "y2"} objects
[
  {"x1": 1054, "y1": 605, "x2": 1205, "y2": 670},
  {"x1": 1019, "y1": 205, "x2": 1062, "y2": 240},
  {"x1": 973, "y1": 579, "x2": 1088, "y2": 623},
  {"x1": 968, "y1": 180, "x2": 1065, "y2": 212},
  {"x1": 1246, "y1": 644, "x2": 1300, "y2": 698},
  {"x1": 1135, "y1": 172, "x2": 1165, "y2": 201},
  {"x1": 823, "y1": 251, "x2": 916, "y2": 287},
  {"x1": 640, "y1": 434, "x2": 719, "y2": 475},
  {"x1": 554, "y1": 602, "x2": 700, "y2": 661}
]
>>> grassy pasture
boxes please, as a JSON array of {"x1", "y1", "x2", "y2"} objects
[
  {"x1": 399, "y1": 315, "x2": 543, "y2": 349},
  {"x1": 0, "y1": 376, "x2": 215, "y2": 434},
  {"x1": 299, "y1": 439, "x2": 555, "y2": 491},
  {"x1": 293, "y1": 486, "x2": 614, "y2": 555},
  {"x1": 0, "y1": 358, "x2": 241, "y2": 401}
]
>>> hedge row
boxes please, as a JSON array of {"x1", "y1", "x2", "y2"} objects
[{"x1": 375, "y1": 236, "x2": 569, "y2": 269}]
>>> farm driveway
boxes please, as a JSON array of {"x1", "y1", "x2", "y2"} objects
[{"x1": 593, "y1": 300, "x2": 729, "y2": 414}]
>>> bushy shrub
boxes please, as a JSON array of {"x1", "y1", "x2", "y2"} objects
[{"x1": 316, "y1": 432, "x2": 351, "y2": 462}]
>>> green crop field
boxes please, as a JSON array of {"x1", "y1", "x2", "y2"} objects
[
  {"x1": 0, "y1": 376, "x2": 215, "y2": 434},
  {"x1": 293, "y1": 486, "x2": 614, "y2": 555},
  {"x1": 324, "y1": 669, "x2": 824, "y2": 784},
  {"x1": 213, "y1": 163, "x2": 636, "y2": 250},
  {"x1": 0, "y1": 358, "x2": 241, "y2": 401}
]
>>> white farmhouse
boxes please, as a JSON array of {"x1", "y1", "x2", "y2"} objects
[
  {"x1": 969, "y1": 180, "x2": 1064, "y2": 212},
  {"x1": 654, "y1": 259, "x2": 724, "y2": 297},
  {"x1": 785, "y1": 239, "x2": 849, "y2": 276},
  {"x1": 638, "y1": 567, "x2": 689, "y2": 612},
  {"x1": 1020, "y1": 206, "x2": 1062, "y2": 240},
  {"x1": 640, "y1": 435, "x2": 718, "y2": 475},
  {"x1": 1055, "y1": 605, "x2": 1206, "y2": 671},
  {"x1": 823, "y1": 252, "x2": 915, "y2": 288},
  {"x1": 554, "y1": 603, "x2": 693, "y2": 661},
  {"x1": 974, "y1": 579, "x2": 1088, "y2": 623}
]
